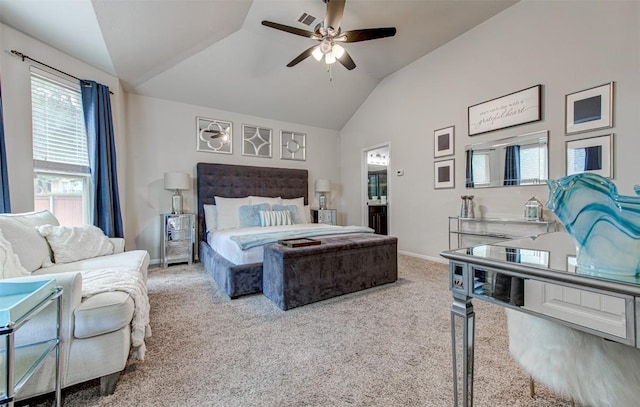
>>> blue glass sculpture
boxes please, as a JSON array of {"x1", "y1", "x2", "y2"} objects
[{"x1": 547, "y1": 173, "x2": 640, "y2": 280}]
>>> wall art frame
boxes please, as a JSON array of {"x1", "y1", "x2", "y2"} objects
[
  {"x1": 242, "y1": 124, "x2": 272, "y2": 158},
  {"x1": 468, "y1": 84, "x2": 542, "y2": 136},
  {"x1": 565, "y1": 133, "x2": 613, "y2": 178},
  {"x1": 565, "y1": 82, "x2": 613, "y2": 135},
  {"x1": 434, "y1": 125, "x2": 455, "y2": 158},
  {"x1": 280, "y1": 130, "x2": 306, "y2": 161},
  {"x1": 435, "y1": 159, "x2": 455, "y2": 189},
  {"x1": 196, "y1": 117, "x2": 232, "y2": 154}
]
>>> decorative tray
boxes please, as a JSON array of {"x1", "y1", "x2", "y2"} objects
[
  {"x1": 278, "y1": 238, "x2": 321, "y2": 248},
  {"x1": 0, "y1": 280, "x2": 56, "y2": 327}
]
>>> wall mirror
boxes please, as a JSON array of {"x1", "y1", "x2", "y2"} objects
[{"x1": 465, "y1": 130, "x2": 548, "y2": 188}]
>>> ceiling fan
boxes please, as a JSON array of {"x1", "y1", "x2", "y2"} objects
[{"x1": 261, "y1": 0, "x2": 396, "y2": 71}]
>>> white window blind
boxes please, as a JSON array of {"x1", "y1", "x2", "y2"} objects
[
  {"x1": 31, "y1": 69, "x2": 89, "y2": 173},
  {"x1": 520, "y1": 144, "x2": 548, "y2": 184}
]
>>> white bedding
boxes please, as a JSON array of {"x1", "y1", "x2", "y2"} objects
[{"x1": 208, "y1": 223, "x2": 348, "y2": 265}]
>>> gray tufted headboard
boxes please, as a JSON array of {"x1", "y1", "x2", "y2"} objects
[{"x1": 196, "y1": 163, "x2": 309, "y2": 243}]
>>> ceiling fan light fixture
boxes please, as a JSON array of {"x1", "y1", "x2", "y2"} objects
[
  {"x1": 319, "y1": 39, "x2": 332, "y2": 54},
  {"x1": 332, "y1": 44, "x2": 345, "y2": 59},
  {"x1": 312, "y1": 46, "x2": 323, "y2": 61},
  {"x1": 325, "y1": 52, "x2": 337, "y2": 64},
  {"x1": 262, "y1": 0, "x2": 397, "y2": 71}
]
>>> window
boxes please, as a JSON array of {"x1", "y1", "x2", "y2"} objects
[
  {"x1": 471, "y1": 151, "x2": 491, "y2": 186},
  {"x1": 31, "y1": 68, "x2": 90, "y2": 226},
  {"x1": 519, "y1": 143, "x2": 548, "y2": 185}
]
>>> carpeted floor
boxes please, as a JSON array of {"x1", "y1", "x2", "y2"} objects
[{"x1": 23, "y1": 255, "x2": 573, "y2": 406}]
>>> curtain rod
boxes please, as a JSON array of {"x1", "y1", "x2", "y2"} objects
[{"x1": 11, "y1": 49, "x2": 114, "y2": 95}]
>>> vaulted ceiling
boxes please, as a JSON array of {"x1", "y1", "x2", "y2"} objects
[{"x1": 0, "y1": 0, "x2": 517, "y2": 130}]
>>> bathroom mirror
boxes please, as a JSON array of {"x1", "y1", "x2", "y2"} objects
[{"x1": 465, "y1": 130, "x2": 548, "y2": 188}]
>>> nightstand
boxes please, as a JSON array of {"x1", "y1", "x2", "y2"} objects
[
  {"x1": 161, "y1": 213, "x2": 195, "y2": 268},
  {"x1": 311, "y1": 208, "x2": 337, "y2": 225}
]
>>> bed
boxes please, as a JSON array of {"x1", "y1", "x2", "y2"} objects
[{"x1": 196, "y1": 163, "x2": 396, "y2": 301}]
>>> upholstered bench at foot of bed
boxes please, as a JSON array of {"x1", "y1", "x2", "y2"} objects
[{"x1": 262, "y1": 233, "x2": 398, "y2": 310}]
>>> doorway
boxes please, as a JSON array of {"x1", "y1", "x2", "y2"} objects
[{"x1": 362, "y1": 144, "x2": 389, "y2": 235}]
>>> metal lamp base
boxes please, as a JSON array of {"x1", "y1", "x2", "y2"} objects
[{"x1": 172, "y1": 190, "x2": 184, "y2": 214}]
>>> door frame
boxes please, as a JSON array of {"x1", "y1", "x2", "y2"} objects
[{"x1": 362, "y1": 142, "x2": 391, "y2": 229}]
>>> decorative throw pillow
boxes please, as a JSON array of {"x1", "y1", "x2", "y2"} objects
[
  {"x1": 239, "y1": 203, "x2": 269, "y2": 228},
  {"x1": 36, "y1": 224, "x2": 114, "y2": 264},
  {"x1": 259, "y1": 210, "x2": 292, "y2": 227},
  {"x1": 215, "y1": 196, "x2": 251, "y2": 229},
  {"x1": 0, "y1": 229, "x2": 30, "y2": 279},
  {"x1": 0, "y1": 210, "x2": 58, "y2": 272},
  {"x1": 272, "y1": 204, "x2": 303, "y2": 224},
  {"x1": 281, "y1": 197, "x2": 307, "y2": 224}
]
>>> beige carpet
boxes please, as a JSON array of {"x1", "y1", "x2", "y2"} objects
[{"x1": 24, "y1": 256, "x2": 573, "y2": 407}]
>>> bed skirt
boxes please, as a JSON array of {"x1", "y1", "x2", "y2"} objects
[{"x1": 199, "y1": 241, "x2": 263, "y2": 298}]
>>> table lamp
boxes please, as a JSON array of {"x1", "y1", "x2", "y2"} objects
[
  {"x1": 164, "y1": 172, "x2": 190, "y2": 214},
  {"x1": 315, "y1": 179, "x2": 331, "y2": 209}
]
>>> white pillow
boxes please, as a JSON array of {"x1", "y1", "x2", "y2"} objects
[
  {"x1": 0, "y1": 210, "x2": 58, "y2": 272},
  {"x1": 303, "y1": 205, "x2": 311, "y2": 223},
  {"x1": 214, "y1": 196, "x2": 251, "y2": 230},
  {"x1": 203, "y1": 204, "x2": 217, "y2": 232},
  {"x1": 259, "y1": 210, "x2": 292, "y2": 227},
  {"x1": 249, "y1": 196, "x2": 282, "y2": 208},
  {"x1": 0, "y1": 229, "x2": 30, "y2": 279},
  {"x1": 281, "y1": 197, "x2": 307, "y2": 224},
  {"x1": 36, "y1": 224, "x2": 114, "y2": 264}
]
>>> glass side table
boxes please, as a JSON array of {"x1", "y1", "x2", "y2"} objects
[{"x1": 0, "y1": 280, "x2": 63, "y2": 407}]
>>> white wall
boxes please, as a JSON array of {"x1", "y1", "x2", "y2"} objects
[
  {"x1": 0, "y1": 23, "x2": 127, "y2": 220},
  {"x1": 125, "y1": 94, "x2": 340, "y2": 262},
  {"x1": 339, "y1": 1, "x2": 640, "y2": 261}
]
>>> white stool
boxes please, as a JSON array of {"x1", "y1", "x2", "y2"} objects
[{"x1": 506, "y1": 309, "x2": 640, "y2": 407}]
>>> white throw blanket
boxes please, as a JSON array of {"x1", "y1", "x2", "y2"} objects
[{"x1": 80, "y1": 267, "x2": 151, "y2": 360}]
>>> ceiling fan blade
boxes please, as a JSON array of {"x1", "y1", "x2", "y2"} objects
[
  {"x1": 339, "y1": 27, "x2": 397, "y2": 43},
  {"x1": 324, "y1": 0, "x2": 345, "y2": 31},
  {"x1": 262, "y1": 20, "x2": 317, "y2": 38},
  {"x1": 286, "y1": 45, "x2": 318, "y2": 68},
  {"x1": 337, "y1": 49, "x2": 356, "y2": 71}
]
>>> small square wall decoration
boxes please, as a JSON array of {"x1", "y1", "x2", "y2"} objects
[
  {"x1": 242, "y1": 125, "x2": 273, "y2": 158},
  {"x1": 196, "y1": 117, "x2": 232, "y2": 154},
  {"x1": 565, "y1": 82, "x2": 614, "y2": 135},
  {"x1": 434, "y1": 126, "x2": 454, "y2": 158},
  {"x1": 280, "y1": 130, "x2": 306, "y2": 161},
  {"x1": 435, "y1": 159, "x2": 455, "y2": 189}
]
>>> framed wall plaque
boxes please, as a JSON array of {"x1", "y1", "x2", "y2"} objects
[{"x1": 468, "y1": 85, "x2": 542, "y2": 136}]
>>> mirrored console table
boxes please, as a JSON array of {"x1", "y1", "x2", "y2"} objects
[
  {"x1": 448, "y1": 216, "x2": 557, "y2": 250},
  {"x1": 441, "y1": 232, "x2": 640, "y2": 407}
]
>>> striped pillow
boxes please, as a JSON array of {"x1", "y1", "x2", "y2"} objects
[{"x1": 259, "y1": 210, "x2": 292, "y2": 227}]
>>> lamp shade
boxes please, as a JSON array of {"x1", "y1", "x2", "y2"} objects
[
  {"x1": 315, "y1": 179, "x2": 331, "y2": 193},
  {"x1": 164, "y1": 172, "x2": 190, "y2": 190}
]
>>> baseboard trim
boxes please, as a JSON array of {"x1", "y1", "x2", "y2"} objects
[{"x1": 398, "y1": 250, "x2": 447, "y2": 264}]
